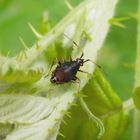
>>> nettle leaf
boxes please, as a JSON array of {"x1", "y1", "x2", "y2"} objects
[
  {"x1": 82, "y1": 70, "x2": 122, "y2": 115},
  {"x1": 78, "y1": 70, "x2": 128, "y2": 140},
  {"x1": 0, "y1": 68, "x2": 43, "y2": 84},
  {"x1": 0, "y1": 93, "x2": 74, "y2": 140},
  {"x1": 0, "y1": 93, "x2": 75, "y2": 140},
  {"x1": 0, "y1": 94, "x2": 57, "y2": 124},
  {"x1": 59, "y1": 70, "x2": 128, "y2": 140},
  {"x1": 0, "y1": 0, "x2": 120, "y2": 139}
]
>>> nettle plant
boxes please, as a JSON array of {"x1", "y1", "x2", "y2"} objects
[{"x1": 0, "y1": 0, "x2": 139, "y2": 140}]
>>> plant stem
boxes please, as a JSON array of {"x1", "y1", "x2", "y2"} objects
[
  {"x1": 135, "y1": 0, "x2": 140, "y2": 89},
  {"x1": 79, "y1": 97, "x2": 105, "y2": 139},
  {"x1": 133, "y1": 109, "x2": 140, "y2": 140},
  {"x1": 133, "y1": 0, "x2": 140, "y2": 139}
]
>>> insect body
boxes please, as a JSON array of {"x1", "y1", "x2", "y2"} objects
[{"x1": 50, "y1": 53, "x2": 89, "y2": 84}]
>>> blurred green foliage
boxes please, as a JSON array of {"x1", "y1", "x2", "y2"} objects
[{"x1": 0, "y1": 0, "x2": 137, "y2": 139}]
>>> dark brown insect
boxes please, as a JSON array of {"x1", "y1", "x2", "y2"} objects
[
  {"x1": 49, "y1": 34, "x2": 101, "y2": 84},
  {"x1": 50, "y1": 52, "x2": 100, "y2": 84},
  {"x1": 50, "y1": 53, "x2": 84, "y2": 84}
]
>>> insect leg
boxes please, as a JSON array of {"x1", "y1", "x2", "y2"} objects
[
  {"x1": 44, "y1": 61, "x2": 55, "y2": 77},
  {"x1": 78, "y1": 69, "x2": 92, "y2": 75},
  {"x1": 72, "y1": 76, "x2": 79, "y2": 81},
  {"x1": 83, "y1": 59, "x2": 101, "y2": 69},
  {"x1": 45, "y1": 58, "x2": 61, "y2": 77},
  {"x1": 58, "y1": 61, "x2": 61, "y2": 65},
  {"x1": 69, "y1": 56, "x2": 72, "y2": 61}
]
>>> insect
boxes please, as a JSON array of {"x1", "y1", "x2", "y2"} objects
[
  {"x1": 50, "y1": 53, "x2": 84, "y2": 84},
  {"x1": 50, "y1": 52, "x2": 100, "y2": 84},
  {"x1": 49, "y1": 34, "x2": 101, "y2": 84}
]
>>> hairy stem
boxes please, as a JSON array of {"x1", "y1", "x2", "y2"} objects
[{"x1": 133, "y1": 0, "x2": 140, "y2": 139}]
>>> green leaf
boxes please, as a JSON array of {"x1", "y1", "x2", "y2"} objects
[
  {"x1": 0, "y1": 92, "x2": 75, "y2": 140},
  {"x1": 79, "y1": 70, "x2": 127, "y2": 139},
  {"x1": 0, "y1": 94, "x2": 56, "y2": 124},
  {"x1": 82, "y1": 70, "x2": 122, "y2": 115},
  {"x1": 133, "y1": 0, "x2": 140, "y2": 110},
  {"x1": 0, "y1": 68, "x2": 42, "y2": 84},
  {"x1": 133, "y1": 1, "x2": 140, "y2": 139},
  {"x1": 76, "y1": 111, "x2": 128, "y2": 140},
  {"x1": 59, "y1": 70, "x2": 128, "y2": 140},
  {"x1": 0, "y1": 0, "x2": 119, "y2": 139}
]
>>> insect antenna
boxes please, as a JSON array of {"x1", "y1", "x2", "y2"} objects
[
  {"x1": 80, "y1": 52, "x2": 84, "y2": 59},
  {"x1": 64, "y1": 33, "x2": 84, "y2": 58},
  {"x1": 64, "y1": 33, "x2": 79, "y2": 48},
  {"x1": 64, "y1": 34, "x2": 101, "y2": 69}
]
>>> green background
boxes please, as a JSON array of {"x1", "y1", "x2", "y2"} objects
[{"x1": 0, "y1": 0, "x2": 137, "y2": 139}]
